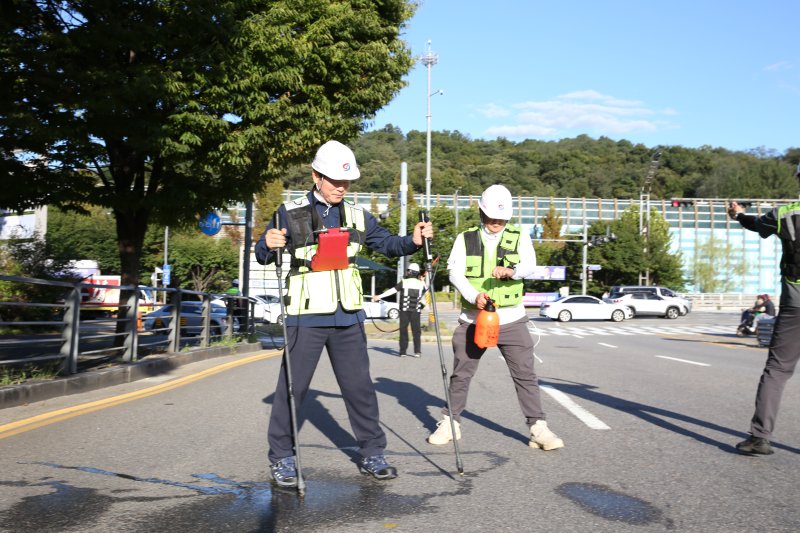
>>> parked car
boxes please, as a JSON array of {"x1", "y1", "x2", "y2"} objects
[
  {"x1": 539, "y1": 295, "x2": 632, "y2": 322},
  {"x1": 363, "y1": 298, "x2": 400, "y2": 319},
  {"x1": 249, "y1": 294, "x2": 283, "y2": 325},
  {"x1": 608, "y1": 285, "x2": 692, "y2": 315},
  {"x1": 604, "y1": 292, "x2": 683, "y2": 319},
  {"x1": 143, "y1": 301, "x2": 238, "y2": 336}
]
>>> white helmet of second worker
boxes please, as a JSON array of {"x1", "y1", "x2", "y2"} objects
[
  {"x1": 407, "y1": 263, "x2": 420, "y2": 274},
  {"x1": 311, "y1": 140, "x2": 361, "y2": 181},
  {"x1": 478, "y1": 184, "x2": 513, "y2": 220}
]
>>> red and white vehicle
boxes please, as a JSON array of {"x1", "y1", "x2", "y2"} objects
[{"x1": 81, "y1": 275, "x2": 154, "y2": 317}]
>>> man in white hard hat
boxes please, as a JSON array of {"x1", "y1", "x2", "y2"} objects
[
  {"x1": 427, "y1": 184, "x2": 564, "y2": 451},
  {"x1": 255, "y1": 140, "x2": 434, "y2": 487},
  {"x1": 373, "y1": 262, "x2": 428, "y2": 357}
]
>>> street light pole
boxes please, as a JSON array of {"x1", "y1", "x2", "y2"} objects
[{"x1": 422, "y1": 40, "x2": 440, "y2": 210}]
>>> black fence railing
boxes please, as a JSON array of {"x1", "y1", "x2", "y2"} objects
[{"x1": 0, "y1": 275, "x2": 258, "y2": 375}]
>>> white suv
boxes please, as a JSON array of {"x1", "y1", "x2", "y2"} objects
[{"x1": 606, "y1": 286, "x2": 691, "y2": 317}]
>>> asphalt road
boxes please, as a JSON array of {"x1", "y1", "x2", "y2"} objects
[{"x1": 1, "y1": 311, "x2": 798, "y2": 532}]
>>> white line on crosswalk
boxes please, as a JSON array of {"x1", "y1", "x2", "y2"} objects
[
  {"x1": 655, "y1": 355, "x2": 710, "y2": 367},
  {"x1": 597, "y1": 342, "x2": 618, "y2": 348},
  {"x1": 541, "y1": 385, "x2": 610, "y2": 430}
]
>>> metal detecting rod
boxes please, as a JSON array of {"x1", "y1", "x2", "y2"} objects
[
  {"x1": 273, "y1": 211, "x2": 306, "y2": 495},
  {"x1": 419, "y1": 210, "x2": 464, "y2": 475}
]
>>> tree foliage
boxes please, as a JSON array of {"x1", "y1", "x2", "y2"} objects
[
  {"x1": 1, "y1": 0, "x2": 415, "y2": 288},
  {"x1": 166, "y1": 231, "x2": 239, "y2": 293},
  {"x1": 334, "y1": 130, "x2": 799, "y2": 201}
]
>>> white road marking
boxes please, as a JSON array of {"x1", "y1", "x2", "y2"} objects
[
  {"x1": 534, "y1": 354, "x2": 543, "y2": 364},
  {"x1": 541, "y1": 385, "x2": 611, "y2": 430},
  {"x1": 597, "y1": 342, "x2": 618, "y2": 348},
  {"x1": 655, "y1": 355, "x2": 710, "y2": 367}
]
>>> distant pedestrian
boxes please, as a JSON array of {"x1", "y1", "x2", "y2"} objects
[
  {"x1": 728, "y1": 163, "x2": 800, "y2": 455},
  {"x1": 373, "y1": 262, "x2": 427, "y2": 357}
]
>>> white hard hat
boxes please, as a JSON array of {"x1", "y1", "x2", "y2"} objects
[
  {"x1": 478, "y1": 184, "x2": 513, "y2": 220},
  {"x1": 407, "y1": 263, "x2": 420, "y2": 273},
  {"x1": 311, "y1": 140, "x2": 360, "y2": 181}
]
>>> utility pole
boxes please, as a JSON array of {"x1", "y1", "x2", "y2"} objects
[{"x1": 638, "y1": 149, "x2": 662, "y2": 285}]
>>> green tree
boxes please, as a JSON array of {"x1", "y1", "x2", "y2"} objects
[
  {"x1": 692, "y1": 234, "x2": 746, "y2": 292},
  {"x1": 46, "y1": 206, "x2": 120, "y2": 273},
  {"x1": 1, "y1": 1, "x2": 415, "y2": 291},
  {"x1": 0, "y1": 234, "x2": 79, "y2": 323},
  {"x1": 167, "y1": 232, "x2": 239, "y2": 294}
]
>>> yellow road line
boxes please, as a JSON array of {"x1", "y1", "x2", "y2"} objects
[{"x1": 0, "y1": 350, "x2": 281, "y2": 440}]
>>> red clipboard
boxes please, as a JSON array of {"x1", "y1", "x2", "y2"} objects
[{"x1": 311, "y1": 228, "x2": 350, "y2": 271}]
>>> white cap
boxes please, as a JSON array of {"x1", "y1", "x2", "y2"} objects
[
  {"x1": 478, "y1": 184, "x2": 513, "y2": 220},
  {"x1": 407, "y1": 263, "x2": 420, "y2": 273},
  {"x1": 311, "y1": 141, "x2": 360, "y2": 181}
]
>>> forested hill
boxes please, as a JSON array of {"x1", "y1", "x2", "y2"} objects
[{"x1": 280, "y1": 126, "x2": 800, "y2": 200}]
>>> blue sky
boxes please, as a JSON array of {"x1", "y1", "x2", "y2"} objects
[{"x1": 369, "y1": 1, "x2": 798, "y2": 153}]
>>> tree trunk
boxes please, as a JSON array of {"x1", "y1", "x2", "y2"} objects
[{"x1": 113, "y1": 207, "x2": 150, "y2": 345}]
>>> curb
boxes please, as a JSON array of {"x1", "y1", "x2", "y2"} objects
[{"x1": 0, "y1": 342, "x2": 264, "y2": 410}]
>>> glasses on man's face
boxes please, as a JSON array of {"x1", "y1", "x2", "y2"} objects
[{"x1": 484, "y1": 217, "x2": 507, "y2": 225}]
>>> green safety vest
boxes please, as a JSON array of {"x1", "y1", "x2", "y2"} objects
[
  {"x1": 283, "y1": 197, "x2": 366, "y2": 315},
  {"x1": 460, "y1": 224, "x2": 524, "y2": 309},
  {"x1": 777, "y1": 201, "x2": 800, "y2": 284}
]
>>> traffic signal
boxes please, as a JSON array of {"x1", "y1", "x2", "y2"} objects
[
  {"x1": 587, "y1": 234, "x2": 617, "y2": 247},
  {"x1": 586, "y1": 267, "x2": 593, "y2": 281},
  {"x1": 671, "y1": 199, "x2": 694, "y2": 208}
]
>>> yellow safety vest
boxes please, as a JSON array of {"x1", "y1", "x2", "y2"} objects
[{"x1": 283, "y1": 197, "x2": 366, "y2": 315}]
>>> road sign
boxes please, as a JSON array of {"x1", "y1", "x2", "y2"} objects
[
  {"x1": 587, "y1": 264, "x2": 602, "y2": 271},
  {"x1": 163, "y1": 264, "x2": 171, "y2": 286},
  {"x1": 199, "y1": 211, "x2": 221, "y2": 236}
]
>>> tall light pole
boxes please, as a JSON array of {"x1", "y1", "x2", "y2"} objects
[
  {"x1": 638, "y1": 149, "x2": 662, "y2": 285},
  {"x1": 422, "y1": 40, "x2": 441, "y2": 210}
]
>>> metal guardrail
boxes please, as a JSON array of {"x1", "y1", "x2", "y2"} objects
[
  {"x1": 682, "y1": 293, "x2": 767, "y2": 309},
  {"x1": 0, "y1": 275, "x2": 254, "y2": 375}
]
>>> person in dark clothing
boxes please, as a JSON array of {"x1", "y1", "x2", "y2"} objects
[
  {"x1": 254, "y1": 140, "x2": 433, "y2": 487},
  {"x1": 373, "y1": 262, "x2": 427, "y2": 357},
  {"x1": 728, "y1": 163, "x2": 800, "y2": 455}
]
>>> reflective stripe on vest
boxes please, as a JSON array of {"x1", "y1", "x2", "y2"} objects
[
  {"x1": 283, "y1": 197, "x2": 366, "y2": 315},
  {"x1": 460, "y1": 225, "x2": 524, "y2": 309},
  {"x1": 399, "y1": 277, "x2": 426, "y2": 311},
  {"x1": 777, "y1": 202, "x2": 800, "y2": 284}
]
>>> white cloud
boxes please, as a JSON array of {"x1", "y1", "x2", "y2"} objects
[
  {"x1": 477, "y1": 103, "x2": 511, "y2": 118},
  {"x1": 764, "y1": 61, "x2": 793, "y2": 72},
  {"x1": 483, "y1": 90, "x2": 676, "y2": 140}
]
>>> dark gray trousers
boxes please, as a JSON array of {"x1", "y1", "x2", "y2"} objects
[
  {"x1": 267, "y1": 324, "x2": 386, "y2": 463},
  {"x1": 751, "y1": 306, "x2": 800, "y2": 438},
  {"x1": 399, "y1": 309, "x2": 421, "y2": 354},
  {"x1": 443, "y1": 316, "x2": 545, "y2": 426}
]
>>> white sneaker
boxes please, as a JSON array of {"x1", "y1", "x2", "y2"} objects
[
  {"x1": 428, "y1": 415, "x2": 461, "y2": 445},
  {"x1": 529, "y1": 420, "x2": 564, "y2": 450}
]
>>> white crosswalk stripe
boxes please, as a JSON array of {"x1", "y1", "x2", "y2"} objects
[{"x1": 530, "y1": 322, "x2": 730, "y2": 338}]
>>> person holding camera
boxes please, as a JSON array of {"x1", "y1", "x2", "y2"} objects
[{"x1": 728, "y1": 163, "x2": 800, "y2": 455}]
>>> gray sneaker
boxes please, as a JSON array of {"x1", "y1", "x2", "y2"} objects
[
  {"x1": 359, "y1": 454, "x2": 398, "y2": 480},
  {"x1": 736, "y1": 435, "x2": 774, "y2": 455},
  {"x1": 270, "y1": 456, "x2": 298, "y2": 487}
]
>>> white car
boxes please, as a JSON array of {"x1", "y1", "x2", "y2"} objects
[
  {"x1": 540, "y1": 295, "x2": 632, "y2": 322},
  {"x1": 363, "y1": 298, "x2": 400, "y2": 319},
  {"x1": 250, "y1": 294, "x2": 284, "y2": 325},
  {"x1": 604, "y1": 292, "x2": 684, "y2": 319}
]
